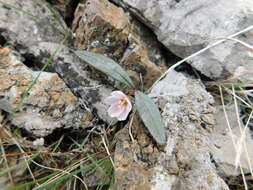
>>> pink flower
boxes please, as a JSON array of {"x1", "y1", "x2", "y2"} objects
[{"x1": 104, "y1": 91, "x2": 132, "y2": 121}]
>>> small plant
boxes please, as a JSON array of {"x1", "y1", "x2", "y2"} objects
[{"x1": 75, "y1": 50, "x2": 166, "y2": 145}]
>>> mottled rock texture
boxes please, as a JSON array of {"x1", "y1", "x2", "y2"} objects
[
  {"x1": 0, "y1": 0, "x2": 68, "y2": 51},
  {"x1": 29, "y1": 42, "x2": 116, "y2": 123},
  {"x1": 0, "y1": 0, "x2": 167, "y2": 123},
  {"x1": 0, "y1": 47, "x2": 92, "y2": 136},
  {"x1": 72, "y1": 0, "x2": 166, "y2": 89},
  {"x1": 46, "y1": 0, "x2": 79, "y2": 25},
  {"x1": 72, "y1": 0, "x2": 130, "y2": 59},
  {"x1": 112, "y1": 0, "x2": 253, "y2": 81},
  {"x1": 113, "y1": 70, "x2": 229, "y2": 190},
  {"x1": 0, "y1": 0, "x2": 115, "y2": 123}
]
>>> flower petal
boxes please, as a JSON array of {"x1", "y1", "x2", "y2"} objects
[
  {"x1": 117, "y1": 101, "x2": 132, "y2": 121},
  {"x1": 125, "y1": 97, "x2": 132, "y2": 110},
  {"x1": 111, "y1": 91, "x2": 125, "y2": 98},
  {"x1": 105, "y1": 91, "x2": 131, "y2": 120},
  {"x1": 117, "y1": 107, "x2": 129, "y2": 121},
  {"x1": 104, "y1": 96, "x2": 119, "y2": 104},
  {"x1": 108, "y1": 103, "x2": 124, "y2": 118}
]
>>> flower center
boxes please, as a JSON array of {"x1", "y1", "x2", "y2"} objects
[{"x1": 119, "y1": 96, "x2": 128, "y2": 107}]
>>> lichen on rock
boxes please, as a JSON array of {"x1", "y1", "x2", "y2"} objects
[{"x1": 0, "y1": 46, "x2": 92, "y2": 136}]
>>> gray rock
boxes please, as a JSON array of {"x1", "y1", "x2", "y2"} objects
[
  {"x1": 113, "y1": 70, "x2": 229, "y2": 190},
  {"x1": 0, "y1": 0, "x2": 68, "y2": 51},
  {"x1": 113, "y1": 0, "x2": 253, "y2": 81},
  {"x1": 0, "y1": 47, "x2": 92, "y2": 136},
  {"x1": 209, "y1": 105, "x2": 253, "y2": 176},
  {"x1": 150, "y1": 71, "x2": 228, "y2": 190},
  {"x1": 0, "y1": 0, "x2": 117, "y2": 123}
]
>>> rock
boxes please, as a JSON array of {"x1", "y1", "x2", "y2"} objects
[
  {"x1": 113, "y1": 70, "x2": 229, "y2": 190},
  {"x1": 0, "y1": 0, "x2": 68, "y2": 51},
  {"x1": 0, "y1": 0, "x2": 118, "y2": 123},
  {"x1": 112, "y1": 0, "x2": 253, "y2": 81},
  {"x1": 0, "y1": 0, "x2": 166, "y2": 122},
  {"x1": 72, "y1": 0, "x2": 130, "y2": 60},
  {"x1": 28, "y1": 42, "x2": 116, "y2": 123},
  {"x1": 0, "y1": 46, "x2": 92, "y2": 136},
  {"x1": 72, "y1": 0, "x2": 166, "y2": 89},
  {"x1": 32, "y1": 137, "x2": 45, "y2": 146},
  {"x1": 209, "y1": 105, "x2": 253, "y2": 176},
  {"x1": 46, "y1": 0, "x2": 79, "y2": 25}
]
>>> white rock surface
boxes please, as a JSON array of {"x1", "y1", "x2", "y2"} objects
[
  {"x1": 113, "y1": 0, "x2": 253, "y2": 81},
  {"x1": 0, "y1": 0, "x2": 67, "y2": 50},
  {"x1": 210, "y1": 105, "x2": 253, "y2": 176},
  {"x1": 150, "y1": 71, "x2": 228, "y2": 190}
]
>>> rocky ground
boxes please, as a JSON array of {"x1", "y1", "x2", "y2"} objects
[{"x1": 0, "y1": 0, "x2": 253, "y2": 189}]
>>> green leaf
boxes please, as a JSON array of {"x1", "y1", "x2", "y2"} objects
[
  {"x1": 135, "y1": 91, "x2": 166, "y2": 145},
  {"x1": 75, "y1": 51, "x2": 134, "y2": 88}
]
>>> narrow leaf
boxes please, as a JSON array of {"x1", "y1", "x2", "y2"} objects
[
  {"x1": 5, "y1": 171, "x2": 59, "y2": 190},
  {"x1": 135, "y1": 91, "x2": 166, "y2": 145},
  {"x1": 75, "y1": 51, "x2": 134, "y2": 88},
  {"x1": 33, "y1": 158, "x2": 110, "y2": 190}
]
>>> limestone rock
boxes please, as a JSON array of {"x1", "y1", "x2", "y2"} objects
[
  {"x1": 112, "y1": 0, "x2": 253, "y2": 81},
  {"x1": 113, "y1": 70, "x2": 229, "y2": 190},
  {"x1": 209, "y1": 105, "x2": 253, "y2": 176},
  {"x1": 0, "y1": 0, "x2": 117, "y2": 123},
  {"x1": 0, "y1": 0, "x2": 68, "y2": 51},
  {"x1": 0, "y1": 47, "x2": 92, "y2": 136},
  {"x1": 72, "y1": 0, "x2": 166, "y2": 89}
]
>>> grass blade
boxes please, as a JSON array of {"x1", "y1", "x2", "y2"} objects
[
  {"x1": 0, "y1": 154, "x2": 38, "y2": 177},
  {"x1": 33, "y1": 158, "x2": 109, "y2": 190},
  {"x1": 5, "y1": 171, "x2": 59, "y2": 190}
]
